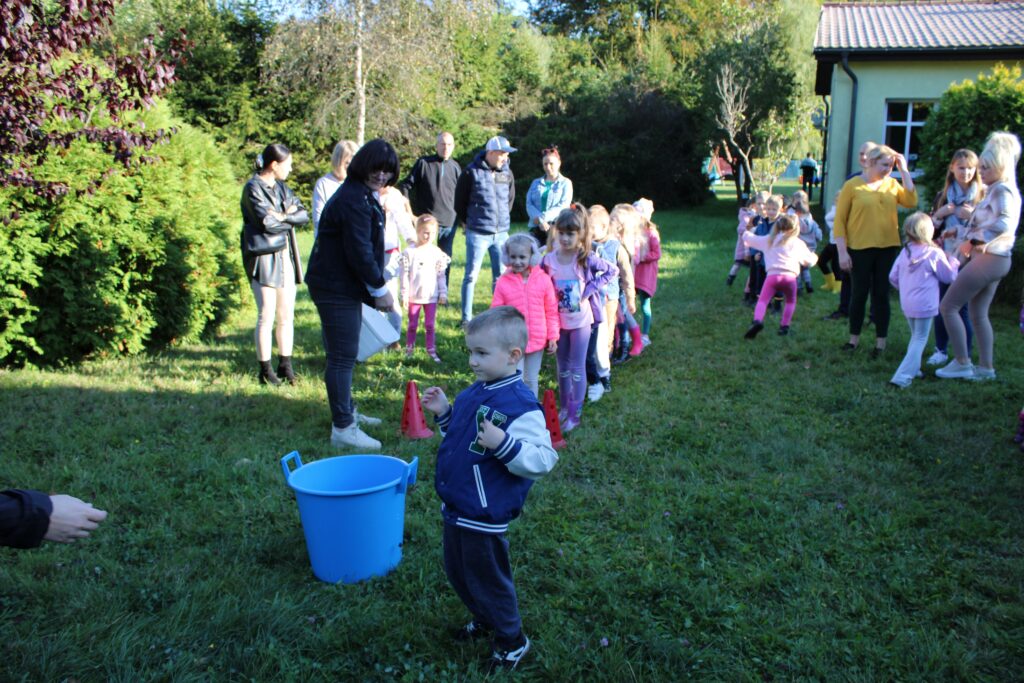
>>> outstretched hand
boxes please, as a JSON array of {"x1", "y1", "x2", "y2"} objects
[
  {"x1": 44, "y1": 495, "x2": 108, "y2": 543},
  {"x1": 421, "y1": 386, "x2": 449, "y2": 415}
]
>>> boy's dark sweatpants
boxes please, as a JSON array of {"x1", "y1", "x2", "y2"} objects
[{"x1": 443, "y1": 523, "x2": 523, "y2": 647}]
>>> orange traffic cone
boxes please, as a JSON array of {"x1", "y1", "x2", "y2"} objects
[
  {"x1": 401, "y1": 380, "x2": 434, "y2": 439},
  {"x1": 542, "y1": 389, "x2": 566, "y2": 450}
]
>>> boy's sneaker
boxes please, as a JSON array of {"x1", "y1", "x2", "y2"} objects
[
  {"x1": 587, "y1": 382, "x2": 605, "y2": 403},
  {"x1": 453, "y1": 620, "x2": 492, "y2": 643},
  {"x1": 805, "y1": 283, "x2": 814, "y2": 294},
  {"x1": 330, "y1": 423, "x2": 381, "y2": 451},
  {"x1": 926, "y1": 349, "x2": 948, "y2": 366},
  {"x1": 488, "y1": 636, "x2": 531, "y2": 673}
]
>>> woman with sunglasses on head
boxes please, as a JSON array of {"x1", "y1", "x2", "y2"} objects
[
  {"x1": 240, "y1": 143, "x2": 309, "y2": 386},
  {"x1": 306, "y1": 139, "x2": 401, "y2": 450},
  {"x1": 526, "y1": 146, "x2": 574, "y2": 247}
]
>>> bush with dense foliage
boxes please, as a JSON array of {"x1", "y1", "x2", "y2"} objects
[
  {"x1": 918, "y1": 64, "x2": 1024, "y2": 303},
  {"x1": 506, "y1": 71, "x2": 709, "y2": 214},
  {"x1": 0, "y1": 102, "x2": 242, "y2": 366}
]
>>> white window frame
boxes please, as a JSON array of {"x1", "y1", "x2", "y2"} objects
[{"x1": 883, "y1": 99, "x2": 935, "y2": 178}]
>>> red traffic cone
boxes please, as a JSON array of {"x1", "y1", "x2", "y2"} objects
[
  {"x1": 401, "y1": 380, "x2": 434, "y2": 439},
  {"x1": 542, "y1": 389, "x2": 566, "y2": 450}
]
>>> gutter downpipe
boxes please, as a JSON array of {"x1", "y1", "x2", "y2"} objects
[
  {"x1": 839, "y1": 52, "x2": 859, "y2": 178},
  {"x1": 820, "y1": 95, "x2": 830, "y2": 201}
]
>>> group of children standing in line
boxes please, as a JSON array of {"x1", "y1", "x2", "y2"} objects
[{"x1": 384, "y1": 194, "x2": 661, "y2": 435}]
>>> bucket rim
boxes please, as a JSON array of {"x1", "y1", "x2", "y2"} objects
[{"x1": 285, "y1": 454, "x2": 410, "y2": 497}]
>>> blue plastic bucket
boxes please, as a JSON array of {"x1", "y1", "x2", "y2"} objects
[{"x1": 281, "y1": 452, "x2": 418, "y2": 584}]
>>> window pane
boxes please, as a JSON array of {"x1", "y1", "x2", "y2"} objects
[
  {"x1": 887, "y1": 101, "x2": 909, "y2": 121},
  {"x1": 885, "y1": 125, "x2": 905, "y2": 154},
  {"x1": 907, "y1": 128, "x2": 922, "y2": 170},
  {"x1": 912, "y1": 102, "x2": 933, "y2": 122}
]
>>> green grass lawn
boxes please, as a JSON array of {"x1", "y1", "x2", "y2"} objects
[{"x1": 2, "y1": 184, "x2": 1023, "y2": 681}]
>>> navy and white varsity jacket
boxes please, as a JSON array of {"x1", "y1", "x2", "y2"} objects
[{"x1": 434, "y1": 372, "x2": 558, "y2": 535}]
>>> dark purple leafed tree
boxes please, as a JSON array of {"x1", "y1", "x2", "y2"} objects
[{"x1": 0, "y1": 0, "x2": 189, "y2": 199}]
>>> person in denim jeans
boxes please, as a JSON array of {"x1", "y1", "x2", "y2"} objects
[
  {"x1": 306, "y1": 139, "x2": 401, "y2": 451},
  {"x1": 398, "y1": 132, "x2": 461, "y2": 288},
  {"x1": 454, "y1": 136, "x2": 517, "y2": 324}
]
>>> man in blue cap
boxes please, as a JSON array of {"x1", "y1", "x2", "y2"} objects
[{"x1": 454, "y1": 135, "x2": 517, "y2": 325}]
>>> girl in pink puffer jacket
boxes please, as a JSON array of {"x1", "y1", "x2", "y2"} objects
[{"x1": 491, "y1": 233, "x2": 559, "y2": 397}]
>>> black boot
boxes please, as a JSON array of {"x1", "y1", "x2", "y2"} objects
[
  {"x1": 276, "y1": 355, "x2": 296, "y2": 385},
  {"x1": 258, "y1": 360, "x2": 281, "y2": 386}
]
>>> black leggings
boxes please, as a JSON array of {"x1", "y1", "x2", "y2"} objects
[{"x1": 848, "y1": 246, "x2": 899, "y2": 338}]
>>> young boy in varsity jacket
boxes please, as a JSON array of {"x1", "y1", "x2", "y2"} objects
[{"x1": 421, "y1": 306, "x2": 558, "y2": 673}]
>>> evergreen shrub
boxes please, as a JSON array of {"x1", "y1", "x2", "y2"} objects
[
  {"x1": 505, "y1": 79, "x2": 708, "y2": 217},
  {"x1": 0, "y1": 102, "x2": 242, "y2": 366}
]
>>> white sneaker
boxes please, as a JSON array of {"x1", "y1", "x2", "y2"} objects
[
  {"x1": 587, "y1": 382, "x2": 605, "y2": 403},
  {"x1": 969, "y1": 366, "x2": 996, "y2": 381},
  {"x1": 935, "y1": 359, "x2": 975, "y2": 379},
  {"x1": 641, "y1": 334, "x2": 651, "y2": 346},
  {"x1": 330, "y1": 423, "x2": 381, "y2": 450},
  {"x1": 355, "y1": 410, "x2": 382, "y2": 426},
  {"x1": 925, "y1": 350, "x2": 948, "y2": 366}
]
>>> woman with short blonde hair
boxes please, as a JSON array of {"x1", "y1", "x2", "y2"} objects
[
  {"x1": 312, "y1": 139, "x2": 359, "y2": 236},
  {"x1": 834, "y1": 143, "x2": 918, "y2": 356}
]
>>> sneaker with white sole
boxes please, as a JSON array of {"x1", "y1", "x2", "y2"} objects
[
  {"x1": 969, "y1": 366, "x2": 996, "y2": 381},
  {"x1": 935, "y1": 359, "x2": 975, "y2": 379},
  {"x1": 587, "y1": 382, "x2": 605, "y2": 403},
  {"x1": 330, "y1": 423, "x2": 381, "y2": 450},
  {"x1": 355, "y1": 410, "x2": 382, "y2": 426},
  {"x1": 925, "y1": 349, "x2": 948, "y2": 366},
  {"x1": 641, "y1": 334, "x2": 651, "y2": 346},
  {"x1": 487, "y1": 636, "x2": 530, "y2": 673}
]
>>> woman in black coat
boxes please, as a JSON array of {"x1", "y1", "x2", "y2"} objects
[
  {"x1": 306, "y1": 139, "x2": 400, "y2": 450},
  {"x1": 240, "y1": 144, "x2": 309, "y2": 385}
]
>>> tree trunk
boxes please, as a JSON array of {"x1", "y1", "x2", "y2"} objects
[{"x1": 354, "y1": 0, "x2": 366, "y2": 146}]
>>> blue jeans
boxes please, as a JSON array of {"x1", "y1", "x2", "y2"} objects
[
  {"x1": 309, "y1": 288, "x2": 361, "y2": 429},
  {"x1": 461, "y1": 229, "x2": 508, "y2": 322},
  {"x1": 437, "y1": 224, "x2": 456, "y2": 288}
]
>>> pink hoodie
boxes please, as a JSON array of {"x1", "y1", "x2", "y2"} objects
[
  {"x1": 888, "y1": 242, "x2": 959, "y2": 319},
  {"x1": 491, "y1": 266, "x2": 560, "y2": 354}
]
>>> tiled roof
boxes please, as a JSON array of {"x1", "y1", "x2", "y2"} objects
[{"x1": 815, "y1": 1, "x2": 1024, "y2": 52}]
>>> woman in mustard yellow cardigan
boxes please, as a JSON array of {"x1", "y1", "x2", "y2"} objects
[{"x1": 834, "y1": 144, "x2": 918, "y2": 356}]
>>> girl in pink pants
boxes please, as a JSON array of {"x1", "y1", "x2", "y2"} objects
[{"x1": 741, "y1": 214, "x2": 818, "y2": 338}]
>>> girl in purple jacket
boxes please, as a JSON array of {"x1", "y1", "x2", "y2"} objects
[
  {"x1": 888, "y1": 212, "x2": 959, "y2": 388},
  {"x1": 541, "y1": 205, "x2": 617, "y2": 433}
]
